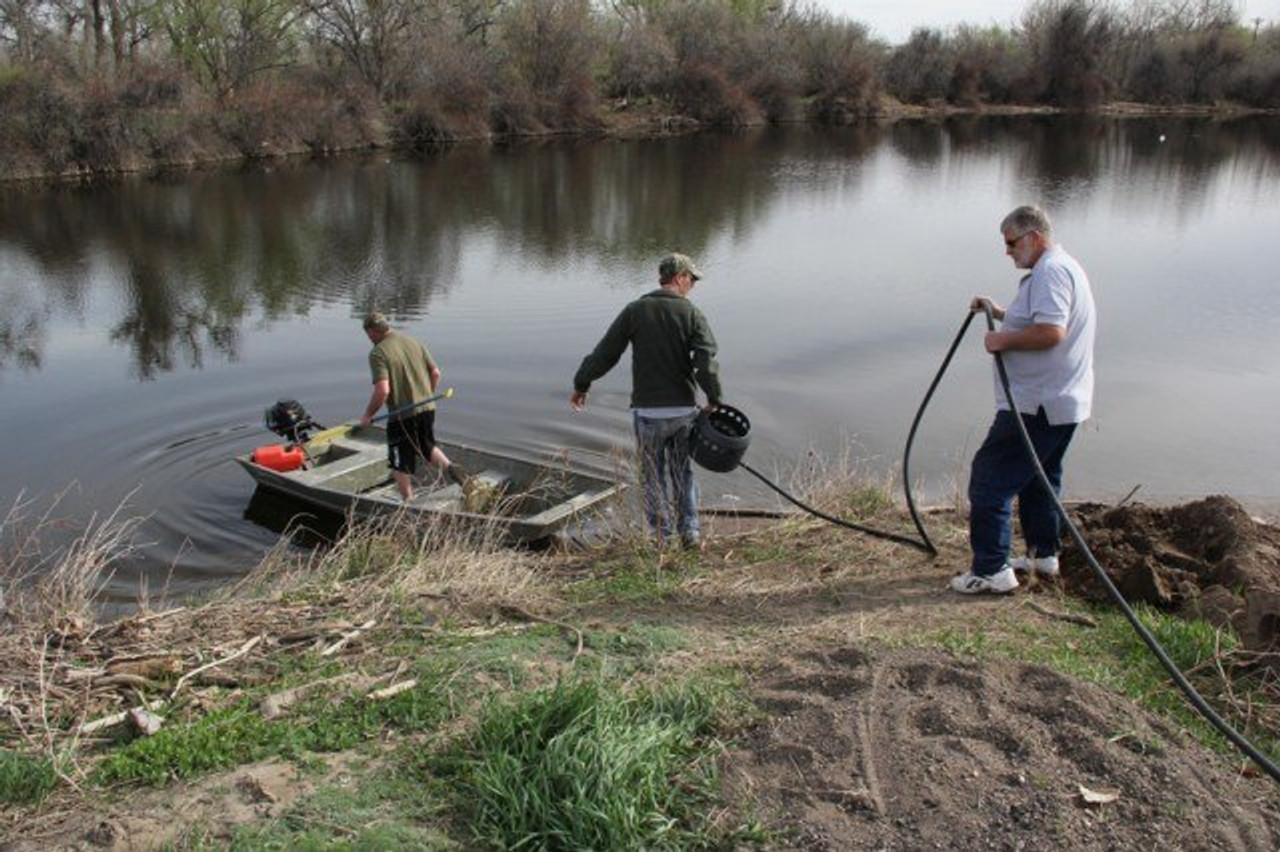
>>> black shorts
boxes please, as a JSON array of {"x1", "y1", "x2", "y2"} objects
[{"x1": 386, "y1": 410, "x2": 437, "y2": 474}]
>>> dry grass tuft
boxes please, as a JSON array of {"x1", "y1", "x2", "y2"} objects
[
  {"x1": 226, "y1": 505, "x2": 551, "y2": 615},
  {"x1": 0, "y1": 488, "x2": 146, "y2": 635}
]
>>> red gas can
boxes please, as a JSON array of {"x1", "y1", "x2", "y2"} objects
[{"x1": 252, "y1": 444, "x2": 305, "y2": 472}]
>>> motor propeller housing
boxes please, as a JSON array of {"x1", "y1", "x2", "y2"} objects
[{"x1": 264, "y1": 399, "x2": 320, "y2": 444}]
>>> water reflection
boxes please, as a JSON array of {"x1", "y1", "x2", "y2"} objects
[
  {"x1": 242, "y1": 486, "x2": 343, "y2": 548},
  {"x1": 2, "y1": 116, "x2": 1277, "y2": 380}
]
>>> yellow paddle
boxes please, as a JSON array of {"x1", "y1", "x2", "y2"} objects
[{"x1": 306, "y1": 388, "x2": 454, "y2": 449}]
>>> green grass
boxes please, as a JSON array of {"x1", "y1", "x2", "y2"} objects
[
  {"x1": 88, "y1": 622, "x2": 700, "y2": 791},
  {"x1": 425, "y1": 674, "x2": 761, "y2": 850},
  {"x1": 0, "y1": 748, "x2": 59, "y2": 805},
  {"x1": 842, "y1": 485, "x2": 895, "y2": 517},
  {"x1": 93, "y1": 703, "x2": 280, "y2": 786},
  {"x1": 92, "y1": 670, "x2": 459, "y2": 787},
  {"x1": 566, "y1": 555, "x2": 689, "y2": 603}
]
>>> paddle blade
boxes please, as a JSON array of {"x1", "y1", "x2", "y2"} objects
[{"x1": 305, "y1": 423, "x2": 354, "y2": 448}]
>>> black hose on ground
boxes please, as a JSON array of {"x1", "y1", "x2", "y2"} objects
[
  {"x1": 973, "y1": 304, "x2": 1280, "y2": 785},
  {"x1": 737, "y1": 460, "x2": 934, "y2": 552}
]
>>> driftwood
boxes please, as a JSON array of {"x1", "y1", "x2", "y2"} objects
[
  {"x1": 105, "y1": 656, "x2": 183, "y2": 679},
  {"x1": 320, "y1": 620, "x2": 376, "y2": 657},
  {"x1": 94, "y1": 673, "x2": 161, "y2": 692},
  {"x1": 80, "y1": 699, "x2": 165, "y2": 735},
  {"x1": 368, "y1": 680, "x2": 417, "y2": 701},
  {"x1": 259, "y1": 673, "x2": 381, "y2": 720}
]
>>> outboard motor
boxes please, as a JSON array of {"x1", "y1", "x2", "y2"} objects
[
  {"x1": 264, "y1": 399, "x2": 320, "y2": 444},
  {"x1": 253, "y1": 400, "x2": 321, "y2": 473}
]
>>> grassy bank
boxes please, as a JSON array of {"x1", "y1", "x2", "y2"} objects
[{"x1": 1, "y1": 482, "x2": 1277, "y2": 847}]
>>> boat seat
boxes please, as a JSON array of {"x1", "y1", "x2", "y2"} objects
[
  {"x1": 413, "y1": 483, "x2": 465, "y2": 511},
  {"x1": 303, "y1": 450, "x2": 383, "y2": 483}
]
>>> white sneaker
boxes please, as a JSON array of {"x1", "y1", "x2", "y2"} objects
[
  {"x1": 1009, "y1": 554, "x2": 1060, "y2": 577},
  {"x1": 950, "y1": 566, "x2": 1019, "y2": 595}
]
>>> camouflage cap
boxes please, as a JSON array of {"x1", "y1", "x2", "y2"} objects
[
  {"x1": 362, "y1": 311, "x2": 390, "y2": 331},
  {"x1": 659, "y1": 252, "x2": 703, "y2": 282}
]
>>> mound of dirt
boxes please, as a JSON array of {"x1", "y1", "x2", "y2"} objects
[
  {"x1": 724, "y1": 645, "x2": 1280, "y2": 850},
  {"x1": 1060, "y1": 496, "x2": 1280, "y2": 655}
]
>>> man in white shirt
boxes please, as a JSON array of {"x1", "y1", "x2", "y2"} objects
[{"x1": 951, "y1": 205, "x2": 1097, "y2": 595}]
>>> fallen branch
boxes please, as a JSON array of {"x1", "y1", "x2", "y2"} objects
[
  {"x1": 260, "y1": 673, "x2": 380, "y2": 720},
  {"x1": 93, "y1": 673, "x2": 161, "y2": 692},
  {"x1": 497, "y1": 605, "x2": 585, "y2": 661},
  {"x1": 279, "y1": 621, "x2": 354, "y2": 644},
  {"x1": 80, "y1": 699, "x2": 165, "y2": 735},
  {"x1": 1026, "y1": 600, "x2": 1097, "y2": 628},
  {"x1": 320, "y1": 619, "x2": 376, "y2": 657},
  {"x1": 170, "y1": 635, "x2": 263, "y2": 700},
  {"x1": 368, "y1": 680, "x2": 417, "y2": 701}
]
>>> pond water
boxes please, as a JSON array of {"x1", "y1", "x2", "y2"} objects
[{"x1": 3, "y1": 114, "x2": 1279, "y2": 604}]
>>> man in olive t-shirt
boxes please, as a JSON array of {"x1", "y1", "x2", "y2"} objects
[{"x1": 360, "y1": 312, "x2": 465, "y2": 500}]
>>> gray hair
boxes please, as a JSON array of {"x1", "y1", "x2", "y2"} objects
[{"x1": 1000, "y1": 205, "x2": 1053, "y2": 238}]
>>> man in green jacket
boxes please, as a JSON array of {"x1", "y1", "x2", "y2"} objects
[{"x1": 571, "y1": 253, "x2": 723, "y2": 549}]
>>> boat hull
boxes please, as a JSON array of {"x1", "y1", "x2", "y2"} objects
[{"x1": 237, "y1": 426, "x2": 623, "y2": 543}]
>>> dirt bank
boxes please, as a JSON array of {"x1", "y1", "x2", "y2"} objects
[
  {"x1": 2, "y1": 496, "x2": 1278, "y2": 849},
  {"x1": 1062, "y1": 495, "x2": 1280, "y2": 657}
]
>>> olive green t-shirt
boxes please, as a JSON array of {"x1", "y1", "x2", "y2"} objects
[{"x1": 368, "y1": 330, "x2": 437, "y2": 417}]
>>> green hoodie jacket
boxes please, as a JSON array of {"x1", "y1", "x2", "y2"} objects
[{"x1": 574, "y1": 289, "x2": 722, "y2": 408}]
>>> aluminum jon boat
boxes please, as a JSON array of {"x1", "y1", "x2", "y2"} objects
[{"x1": 236, "y1": 424, "x2": 624, "y2": 543}]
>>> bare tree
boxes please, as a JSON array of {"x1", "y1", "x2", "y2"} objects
[
  {"x1": 1177, "y1": 26, "x2": 1245, "y2": 100},
  {"x1": 301, "y1": 0, "x2": 427, "y2": 100},
  {"x1": 152, "y1": 0, "x2": 302, "y2": 98},
  {"x1": 496, "y1": 0, "x2": 597, "y2": 95},
  {"x1": 885, "y1": 27, "x2": 952, "y2": 103},
  {"x1": 1022, "y1": 0, "x2": 1117, "y2": 108},
  {"x1": 0, "y1": 0, "x2": 46, "y2": 64}
]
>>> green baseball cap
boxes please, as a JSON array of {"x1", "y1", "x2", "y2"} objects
[{"x1": 659, "y1": 252, "x2": 703, "y2": 281}]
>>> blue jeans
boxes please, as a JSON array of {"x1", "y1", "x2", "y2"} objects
[
  {"x1": 968, "y1": 408, "x2": 1077, "y2": 576},
  {"x1": 633, "y1": 411, "x2": 700, "y2": 542}
]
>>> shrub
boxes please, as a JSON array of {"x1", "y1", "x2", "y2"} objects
[
  {"x1": 747, "y1": 70, "x2": 799, "y2": 122},
  {"x1": 488, "y1": 86, "x2": 544, "y2": 137},
  {"x1": 118, "y1": 61, "x2": 189, "y2": 109},
  {"x1": 808, "y1": 60, "x2": 881, "y2": 124},
  {"x1": 496, "y1": 0, "x2": 600, "y2": 101},
  {"x1": 602, "y1": 18, "x2": 676, "y2": 100},
  {"x1": 1022, "y1": 0, "x2": 1119, "y2": 108},
  {"x1": 670, "y1": 62, "x2": 761, "y2": 126},
  {"x1": 551, "y1": 73, "x2": 605, "y2": 132},
  {"x1": 949, "y1": 24, "x2": 1027, "y2": 105},
  {"x1": 885, "y1": 28, "x2": 954, "y2": 104}
]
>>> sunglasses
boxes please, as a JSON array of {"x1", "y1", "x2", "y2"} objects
[{"x1": 1004, "y1": 230, "x2": 1035, "y2": 248}]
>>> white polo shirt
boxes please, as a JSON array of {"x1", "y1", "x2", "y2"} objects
[{"x1": 995, "y1": 244, "x2": 1096, "y2": 425}]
